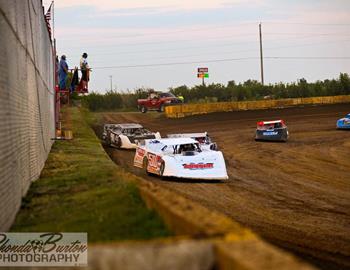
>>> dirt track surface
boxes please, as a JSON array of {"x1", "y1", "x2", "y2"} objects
[{"x1": 94, "y1": 104, "x2": 350, "y2": 269}]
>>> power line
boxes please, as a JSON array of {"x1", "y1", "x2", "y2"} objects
[
  {"x1": 263, "y1": 21, "x2": 350, "y2": 26},
  {"x1": 265, "y1": 56, "x2": 350, "y2": 59},
  {"x1": 88, "y1": 39, "x2": 350, "y2": 64},
  {"x1": 92, "y1": 56, "x2": 350, "y2": 70},
  {"x1": 60, "y1": 30, "x2": 350, "y2": 56},
  {"x1": 58, "y1": 22, "x2": 257, "y2": 41},
  {"x1": 93, "y1": 57, "x2": 258, "y2": 69},
  {"x1": 265, "y1": 32, "x2": 350, "y2": 36}
]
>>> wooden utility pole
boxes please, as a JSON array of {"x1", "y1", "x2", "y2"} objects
[{"x1": 259, "y1": 22, "x2": 264, "y2": 85}]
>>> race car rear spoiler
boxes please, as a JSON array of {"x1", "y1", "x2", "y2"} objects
[{"x1": 167, "y1": 132, "x2": 208, "y2": 138}]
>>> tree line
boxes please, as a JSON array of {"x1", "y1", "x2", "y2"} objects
[{"x1": 81, "y1": 73, "x2": 350, "y2": 111}]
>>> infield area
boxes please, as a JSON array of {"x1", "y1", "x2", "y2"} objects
[{"x1": 92, "y1": 103, "x2": 350, "y2": 269}]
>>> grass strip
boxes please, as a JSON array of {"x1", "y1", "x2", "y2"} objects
[{"x1": 11, "y1": 106, "x2": 171, "y2": 242}]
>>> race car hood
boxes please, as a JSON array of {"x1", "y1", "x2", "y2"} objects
[
  {"x1": 127, "y1": 134, "x2": 157, "y2": 143},
  {"x1": 162, "y1": 151, "x2": 228, "y2": 180}
]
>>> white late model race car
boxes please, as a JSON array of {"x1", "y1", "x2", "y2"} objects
[{"x1": 134, "y1": 138, "x2": 228, "y2": 180}]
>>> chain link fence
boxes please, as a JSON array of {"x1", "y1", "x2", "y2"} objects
[{"x1": 0, "y1": 0, "x2": 55, "y2": 231}]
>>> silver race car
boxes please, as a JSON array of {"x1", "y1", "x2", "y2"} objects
[{"x1": 103, "y1": 123, "x2": 160, "y2": 149}]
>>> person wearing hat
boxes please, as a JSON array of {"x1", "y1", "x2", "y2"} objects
[
  {"x1": 80, "y1": 53, "x2": 89, "y2": 90},
  {"x1": 58, "y1": 55, "x2": 68, "y2": 90}
]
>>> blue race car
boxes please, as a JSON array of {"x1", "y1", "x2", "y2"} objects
[{"x1": 336, "y1": 113, "x2": 350, "y2": 129}]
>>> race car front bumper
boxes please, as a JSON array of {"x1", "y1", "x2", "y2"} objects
[{"x1": 337, "y1": 120, "x2": 350, "y2": 129}]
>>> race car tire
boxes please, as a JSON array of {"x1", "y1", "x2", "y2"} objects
[
  {"x1": 115, "y1": 136, "x2": 122, "y2": 148},
  {"x1": 210, "y1": 143, "x2": 217, "y2": 151},
  {"x1": 140, "y1": 106, "x2": 147, "y2": 113},
  {"x1": 159, "y1": 161, "x2": 165, "y2": 178},
  {"x1": 143, "y1": 157, "x2": 151, "y2": 175},
  {"x1": 159, "y1": 104, "x2": 165, "y2": 113},
  {"x1": 106, "y1": 134, "x2": 112, "y2": 146}
]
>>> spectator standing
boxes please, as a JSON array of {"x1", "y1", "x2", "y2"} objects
[
  {"x1": 58, "y1": 55, "x2": 68, "y2": 90},
  {"x1": 80, "y1": 53, "x2": 89, "y2": 91},
  {"x1": 55, "y1": 55, "x2": 59, "y2": 84}
]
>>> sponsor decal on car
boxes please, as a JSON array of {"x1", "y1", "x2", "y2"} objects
[
  {"x1": 263, "y1": 131, "x2": 278, "y2": 136},
  {"x1": 183, "y1": 163, "x2": 214, "y2": 170},
  {"x1": 137, "y1": 148, "x2": 145, "y2": 155},
  {"x1": 147, "y1": 153, "x2": 162, "y2": 174}
]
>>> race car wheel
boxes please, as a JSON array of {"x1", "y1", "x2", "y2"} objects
[
  {"x1": 116, "y1": 136, "x2": 122, "y2": 148},
  {"x1": 143, "y1": 157, "x2": 150, "y2": 175},
  {"x1": 140, "y1": 106, "x2": 147, "y2": 113},
  {"x1": 159, "y1": 104, "x2": 165, "y2": 113},
  {"x1": 106, "y1": 134, "x2": 112, "y2": 146},
  {"x1": 210, "y1": 143, "x2": 217, "y2": 151},
  {"x1": 159, "y1": 161, "x2": 165, "y2": 178}
]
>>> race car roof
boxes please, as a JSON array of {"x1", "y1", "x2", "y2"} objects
[
  {"x1": 117, "y1": 123, "x2": 143, "y2": 129},
  {"x1": 167, "y1": 132, "x2": 208, "y2": 138},
  {"x1": 261, "y1": 120, "x2": 283, "y2": 124},
  {"x1": 146, "y1": 138, "x2": 197, "y2": 146}
]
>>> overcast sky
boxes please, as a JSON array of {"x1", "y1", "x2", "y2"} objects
[{"x1": 43, "y1": 0, "x2": 350, "y2": 93}]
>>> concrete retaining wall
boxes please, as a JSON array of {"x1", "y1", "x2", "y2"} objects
[
  {"x1": 165, "y1": 95, "x2": 350, "y2": 118},
  {"x1": 121, "y1": 170, "x2": 316, "y2": 270},
  {"x1": 0, "y1": 0, "x2": 55, "y2": 231}
]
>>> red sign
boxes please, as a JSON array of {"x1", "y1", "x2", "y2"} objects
[
  {"x1": 198, "y1": 67, "x2": 208, "y2": 73},
  {"x1": 183, "y1": 163, "x2": 214, "y2": 170}
]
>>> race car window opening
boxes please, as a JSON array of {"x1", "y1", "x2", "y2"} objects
[
  {"x1": 160, "y1": 93, "x2": 176, "y2": 98},
  {"x1": 177, "y1": 143, "x2": 201, "y2": 155},
  {"x1": 113, "y1": 127, "x2": 122, "y2": 133},
  {"x1": 133, "y1": 128, "x2": 144, "y2": 135},
  {"x1": 196, "y1": 136, "x2": 211, "y2": 144},
  {"x1": 257, "y1": 123, "x2": 285, "y2": 130}
]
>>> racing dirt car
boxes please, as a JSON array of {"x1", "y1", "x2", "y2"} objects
[
  {"x1": 336, "y1": 113, "x2": 350, "y2": 129},
  {"x1": 133, "y1": 138, "x2": 228, "y2": 180},
  {"x1": 167, "y1": 132, "x2": 218, "y2": 150},
  {"x1": 103, "y1": 123, "x2": 161, "y2": 149},
  {"x1": 255, "y1": 120, "x2": 289, "y2": 142}
]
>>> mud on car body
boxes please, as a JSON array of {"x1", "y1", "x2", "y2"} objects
[
  {"x1": 255, "y1": 120, "x2": 289, "y2": 142},
  {"x1": 103, "y1": 123, "x2": 161, "y2": 149}
]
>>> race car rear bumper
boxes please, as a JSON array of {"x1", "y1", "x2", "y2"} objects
[{"x1": 255, "y1": 129, "x2": 289, "y2": 141}]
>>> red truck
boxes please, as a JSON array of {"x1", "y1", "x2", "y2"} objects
[{"x1": 137, "y1": 92, "x2": 183, "y2": 113}]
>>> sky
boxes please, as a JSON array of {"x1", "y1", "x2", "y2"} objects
[{"x1": 43, "y1": 0, "x2": 350, "y2": 93}]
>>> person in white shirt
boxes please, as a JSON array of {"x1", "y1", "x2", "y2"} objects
[{"x1": 80, "y1": 53, "x2": 89, "y2": 91}]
